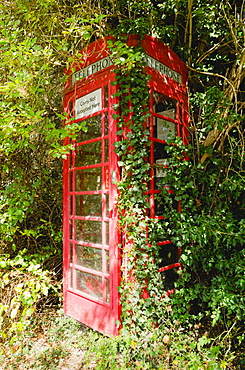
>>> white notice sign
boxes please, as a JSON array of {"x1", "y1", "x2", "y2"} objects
[{"x1": 75, "y1": 89, "x2": 102, "y2": 120}]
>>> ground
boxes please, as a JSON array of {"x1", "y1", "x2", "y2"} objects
[
  {"x1": 1, "y1": 310, "x2": 95, "y2": 370},
  {"x1": 0, "y1": 309, "x2": 242, "y2": 369}
]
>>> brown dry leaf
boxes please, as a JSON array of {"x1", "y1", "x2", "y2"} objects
[
  {"x1": 200, "y1": 152, "x2": 212, "y2": 164},
  {"x1": 203, "y1": 129, "x2": 221, "y2": 147}
]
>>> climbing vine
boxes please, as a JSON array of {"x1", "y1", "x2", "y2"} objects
[
  {"x1": 108, "y1": 26, "x2": 245, "y2": 355},
  {"x1": 108, "y1": 36, "x2": 172, "y2": 334}
]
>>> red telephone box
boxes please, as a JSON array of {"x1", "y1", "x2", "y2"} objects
[{"x1": 63, "y1": 35, "x2": 188, "y2": 336}]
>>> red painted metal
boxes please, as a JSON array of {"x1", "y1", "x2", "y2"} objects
[
  {"x1": 159, "y1": 263, "x2": 181, "y2": 273},
  {"x1": 63, "y1": 35, "x2": 188, "y2": 336}
]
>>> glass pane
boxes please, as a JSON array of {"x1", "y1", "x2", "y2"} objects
[
  {"x1": 69, "y1": 195, "x2": 73, "y2": 215},
  {"x1": 75, "y1": 220, "x2": 102, "y2": 244},
  {"x1": 69, "y1": 151, "x2": 73, "y2": 168},
  {"x1": 105, "y1": 194, "x2": 109, "y2": 217},
  {"x1": 106, "y1": 250, "x2": 110, "y2": 273},
  {"x1": 75, "y1": 167, "x2": 102, "y2": 191},
  {"x1": 104, "y1": 85, "x2": 108, "y2": 108},
  {"x1": 69, "y1": 268, "x2": 73, "y2": 288},
  {"x1": 155, "y1": 158, "x2": 168, "y2": 178},
  {"x1": 75, "y1": 194, "x2": 102, "y2": 216},
  {"x1": 153, "y1": 92, "x2": 176, "y2": 140},
  {"x1": 154, "y1": 142, "x2": 168, "y2": 161},
  {"x1": 70, "y1": 243, "x2": 73, "y2": 263},
  {"x1": 75, "y1": 270, "x2": 102, "y2": 300},
  {"x1": 154, "y1": 118, "x2": 176, "y2": 141},
  {"x1": 104, "y1": 112, "x2": 108, "y2": 135},
  {"x1": 76, "y1": 115, "x2": 102, "y2": 142},
  {"x1": 76, "y1": 245, "x2": 102, "y2": 271},
  {"x1": 106, "y1": 278, "x2": 110, "y2": 303},
  {"x1": 154, "y1": 156, "x2": 169, "y2": 190},
  {"x1": 161, "y1": 268, "x2": 178, "y2": 291},
  {"x1": 153, "y1": 92, "x2": 176, "y2": 116},
  {"x1": 69, "y1": 171, "x2": 73, "y2": 191},
  {"x1": 69, "y1": 101, "x2": 74, "y2": 117},
  {"x1": 159, "y1": 243, "x2": 178, "y2": 267},
  {"x1": 69, "y1": 220, "x2": 73, "y2": 239},
  {"x1": 75, "y1": 141, "x2": 102, "y2": 167},
  {"x1": 104, "y1": 139, "x2": 108, "y2": 163},
  {"x1": 105, "y1": 222, "x2": 109, "y2": 246}
]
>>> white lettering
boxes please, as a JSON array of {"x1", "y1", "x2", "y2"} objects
[
  {"x1": 71, "y1": 54, "x2": 182, "y2": 85},
  {"x1": 72, "y1": 57, "x2": 113, "y2": 84},
  {"x1": 145, "y1": 55, "x2": 182, "y2": 84}
]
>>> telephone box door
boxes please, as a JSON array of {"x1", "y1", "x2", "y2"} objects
[{"x1": 63, "y1": 74, "x2": 120, "y2": 336}]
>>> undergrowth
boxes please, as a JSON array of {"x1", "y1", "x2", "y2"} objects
[{"x1": 0, "y1": 310, "x2": 243, "y2": 370}]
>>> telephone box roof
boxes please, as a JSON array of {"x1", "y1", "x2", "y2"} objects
[{"x1": 65, "y1": 35, "x2": 187, "y2": 92}]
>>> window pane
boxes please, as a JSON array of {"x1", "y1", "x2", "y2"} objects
[
  {"x1": 154, "y1": 118, "x2": 176, "y2": 141},
  {"x1": 70, "y1": 243, "x2": 73, "y2": 263},
  {"x1": 153, "y1": 92, "x2": 176, "y2": 116},
  {"x1": 154, "y1": 142, "x2": 168, "y2": 161},
  {"x1": 106, "y1": 278, "x2": 110, "y2": 303},
  {"x1": 69, "y1": 268, "x2": 73, "y2": 288},
  {"x1": 75, "y1": 270, "x2": 102, "y2": 300},
  {"x1": 69, "y1": 195, "x2": 73, "y2": 215},
  {"x1": 104, "y1": 86, "x2": 108, "y2": 108},
  {"x1": 69, "y1": 151, "x2": 73, "y2": 168},
  {"x1": 105, "y1": 194, "x2": 109, "y2": 217},
  {"x1": 75, "y1": 141, "x2": 102, "y2": 167},
  {"x1": 154, "y1": 156, "x2": 169, "y2": 190},
  {"x1": 75, "y1": 220, "x2": 102, "y2": 244},
  {"x1": 105, "y1": 222, "x2": 109, "y2": 246},
  {"x1": 104, "y1": 139, "x2": 108, "y2": 163},
  {"x1": 153, "y1": 92, "x2": 176, "y2": 140},
  {"x1": 104, "y1": 112, "x2": 108, "y2": 135},
  {"x1": 159, "y1": 243, "x2": 178, "y2": 267},
  {"x1": 106, "y1": 250, "x2": 110, "y2": 273},
  {"x1": 76, "y1": 115, "x2": 102, "y2": 142},
  {"x1": 69, "y1": 171, "x2": 73, "y2": 191},
  {"x1": 75, "y1": 167, "x2": 102, "y2": 191},
  {"x1": 76, "y1": 245, "x2": 102, "y2": 271},
  {"x1": 69, "y1": 220, "x2": 73, "y2": 239},
  {"x1": 75, "y1": 194, "x2": 102, "y2": 216},
  {"x1": 161, "y1": 268, "x2": 178, "y2": 291}
]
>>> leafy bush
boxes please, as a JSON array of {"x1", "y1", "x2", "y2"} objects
[
  {"x1": 82, "y1": 324, "x2": 235, "y2": 370},
  {"x1": 0, "y1": 251, "x2": 60, "y2": 348}
]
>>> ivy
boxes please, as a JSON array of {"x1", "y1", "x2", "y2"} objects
[
  {"x1": 108, "y1": 25, "x2": 245, "y2": 350},
  {"x1": 108, "y1": 37, "x2": 169, "y2": 334}
]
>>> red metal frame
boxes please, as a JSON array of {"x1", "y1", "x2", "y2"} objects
[{"x1": 63, "y1": 35, "x2": 188, "y2": 336}]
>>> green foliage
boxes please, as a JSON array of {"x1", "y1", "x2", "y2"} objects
[
  {"x1": 161, "y1": 90, "x2": 245, "y2": 331},
  {"x1": 105, "y1": 3, "x2": 245, "y2": 367},
  {"x1": 0, "y1": 1, "x2": 89, "y2": 347},
  {"x1": 0, "y1": 312, "x2": 236, "y2": 369},
  {"x1": 108, "y1": 36, "x2": 165, "y2": 333},
  {"x1": 0, "y1": 251, "x2": 60, "y2": 347},
  {"x1": 0, "y1": 0, "x2": 244, "y2": 367},
  {"x1": 81, "y1": 323, "x2": 235, "y2": 369}
]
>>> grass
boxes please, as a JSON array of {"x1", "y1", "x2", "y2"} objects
[
  {"x1": 1, "y1": 309, "x2": 86, "y2": 370},
  {"x1": 0, "y1": 308, "x2": 243, "y2": 370}
]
